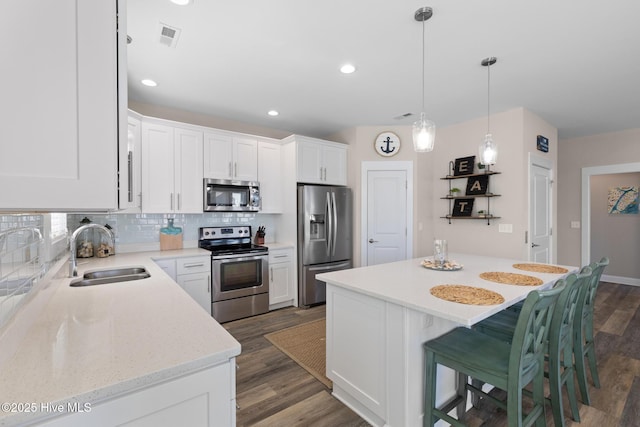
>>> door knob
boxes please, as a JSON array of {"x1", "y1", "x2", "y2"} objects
[
  {"x1": 368, "y1": 238, "x2": 378, "y2": 243},
  {"x1": 531, "y1": 243, "x2": 540, "y2": 248}
]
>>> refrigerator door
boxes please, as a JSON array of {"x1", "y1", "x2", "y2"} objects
[
  {"x1": 299, "y1": 260, "x2": 352, "y2": 307},
  {"x1": 329, "y1": 187, "x2": 352, "y2": 262},
  {"x1": 298, "y1": 185, "x2": 331, "y2": 265}
]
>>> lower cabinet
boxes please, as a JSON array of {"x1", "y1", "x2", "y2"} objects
[
  {"x1": 176, "y1": 256, "x2": 211, "y2": 315},
  {"x1": 39, "y1": 360, "x2": 236, "y2": 427},
  {"x1": 268, "y1": 248, "x2": 294, "y2": 309}
]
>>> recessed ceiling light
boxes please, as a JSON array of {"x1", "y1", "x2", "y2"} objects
[
  {"x1": 340, "y1": 64, "x2": 356, "y2": 74},
  {"x1": 141, "y1": 79, "x2": 158, "y2": 87},
  {"x1": 170, "y1": 0, "x2": 192, "y2": 5},
  {"x1": 267, "y1": 110, "x2": 279, "y2": 117}
]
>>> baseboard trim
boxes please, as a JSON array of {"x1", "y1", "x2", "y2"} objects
[{"x1": 602, "y1": 274, "x2": 640, "y2": 287}]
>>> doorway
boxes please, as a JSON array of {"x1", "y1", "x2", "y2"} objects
[{"x1": 360, "y1": 161, "x2": 413, "y2": 266}]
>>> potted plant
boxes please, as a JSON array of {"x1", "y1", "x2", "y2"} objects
[
  {"x1": 477, "y1": 210, "x2": 487, "y2": 218},
  {"x1": 449, "y1": 187, "x2": 461, "y2": 198}
]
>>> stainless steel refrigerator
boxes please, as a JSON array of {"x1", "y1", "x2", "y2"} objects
[{"x1": 297, "y1": 185, "x2": 352, "y2": 307}]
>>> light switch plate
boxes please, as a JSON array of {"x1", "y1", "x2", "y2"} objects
[
  {"x1": 498, "y1": 224, "x2": 513, "y2": 233},
  {"x1": 571, "y1": 221, "x2": 581, "y2": 229}
]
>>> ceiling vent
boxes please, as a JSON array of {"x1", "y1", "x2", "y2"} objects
[
  {"x1": 158, "y1": 23, "x2": 181, "y2": 48},
  {"x1": 394, "y1": 112, "x2": 414, "y2": 120}
]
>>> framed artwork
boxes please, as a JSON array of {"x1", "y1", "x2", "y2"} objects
[
  {"x1": 608, "y1": 186, "x2": 639, "y2": 214},
  {"x1": 453, "y1": 156, "x2": 475, "y2": 176},
  {"x1": 451, "y1": 198, "x2": 474, "y2": 217},
  {"x1": 537, "y1": 135, "x2": 549, "y2": 153},
  {"x1": 374, "y1": 132, "x2": 401, "y2": 157}
]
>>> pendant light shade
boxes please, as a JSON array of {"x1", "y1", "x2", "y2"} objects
[
  {"x1": 413, "y1": 7, "x2": 436, "y2": 153},
  {"x1": 479, "y1": 57, "x2": 498, "y2": 166}
]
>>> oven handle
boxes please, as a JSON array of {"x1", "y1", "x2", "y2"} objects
[{"x1": 211, "y1": 253, "x2": 269, "y2": 262}]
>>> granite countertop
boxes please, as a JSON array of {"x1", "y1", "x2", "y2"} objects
[
  {"x1": 0, "y1": 249, "x2": 240, "y2": 426},
  {"x1": 317, "y1": 253, "x2": 577, "y2": 326}
]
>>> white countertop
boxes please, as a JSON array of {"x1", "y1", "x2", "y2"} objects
[
  {"x1": 0, "y1": 249, "x2": 240, "y2": 426},
  {"x1": 317, "y1": 253, "x2": 577, "y2": 326}
]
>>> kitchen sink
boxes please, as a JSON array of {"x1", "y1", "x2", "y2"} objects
[{"x1": 70, "y1": 266, "x2": 150, "y2": 287}]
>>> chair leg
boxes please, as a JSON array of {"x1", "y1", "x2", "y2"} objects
[
  {"x1": 456, "y1": 372, "x2": 468, "y2": 420},
  {"x1": 562, "y1": 346, "x2": 581, "y2": 423},
  {"x1": 424, "y1": 350, "x2": 438, "y2": 427},
  {"x1": 548, "y1": 348, "x2": 565, "y2": 427},
  {"x1": 532, "y1": 370, "x2": 547, "y2": 427},
  {"x1": 585, "y1": 341, "x2": 601, "y2": 389},
  {"x1": 507, "y1": 384, "x2": 524, "y2": 427},
  {"x1": 574, "y1": 329, "x2": 591, "y2": 405}
]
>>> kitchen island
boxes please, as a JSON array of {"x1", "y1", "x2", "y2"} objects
[
  {"x1": 0, "y1": 249, "x2": 239, "y2": 427},
  {"x1": 317, "y1": 253, "x2": 575, "y2": 427}
]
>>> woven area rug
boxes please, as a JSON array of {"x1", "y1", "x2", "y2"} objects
[{"x1": 264, "y1": 318, "x2": 332, "y2": 388}]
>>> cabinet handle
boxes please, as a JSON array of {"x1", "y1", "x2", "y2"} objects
[
  {"x1": 207, "y1": 275, "x2": 211, "y2": 293},
  {"x1": 127, "y1": 150, "x2": 133, "y2": 203},
  {"x1": 323, "y1": 167, "x2": 327, "y2": 181},
  {"x1": 228, "y1": 162, "x2": 232, "y2": 177},
  {"x1": 170, "y1": 193, "x2": 174, "y2": 210},
  {"x1": 183, "y1": 263, "x2": 205, "y2": 268},
  {"x1": 319, "y1": 167, "x2": 323, "y2": 180},
  {"x1": 270, "y1": 267, "x2": 273, "y2": 281},
  {"x1": 273, "y1": 255, "x2": 287, "y2": 259},
  {"x1": 234, "y1": 162, "x2": 237, "y2": 177},
  {"x1": 177, "y1": 193, "x2": 181, "y2": 210}
]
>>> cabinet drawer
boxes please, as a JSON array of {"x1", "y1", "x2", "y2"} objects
[
  {"x1": 269, "y1": 249, "x2": 292, "y2": 264},
  {"x1": 177, "y1": 256, "x2": 210, "y2": 275}
]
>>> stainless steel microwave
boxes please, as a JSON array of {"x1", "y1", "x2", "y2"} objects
[{"x1": 203, "y1": 178, "x2": 261, "y2": 212}]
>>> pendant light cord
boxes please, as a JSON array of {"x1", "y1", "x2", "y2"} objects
[
  {"x1": 421, "y1": 18, "x2": 425, "y2": 115},
  {"x1": 487, "y1": 61, "x2": 491, "y2": 134}
]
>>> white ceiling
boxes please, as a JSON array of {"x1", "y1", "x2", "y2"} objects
[{"x1": 127, "y1": 0, "x2": 640, "y2": 140}]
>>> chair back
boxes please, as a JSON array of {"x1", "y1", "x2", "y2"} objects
[
  {"x1": 549, "y1": 266, "x2": 592, "y2": 349},
  {"x1": 578, "y1": 257, "x2": 609, "y2": 321},
  {"x1": 509, "y1": 283, "x2": 565, "y2": 383}
]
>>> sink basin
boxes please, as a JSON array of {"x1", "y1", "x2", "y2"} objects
[{"x1": 70, "y1": 267, "x2": 150, "y2": 287}]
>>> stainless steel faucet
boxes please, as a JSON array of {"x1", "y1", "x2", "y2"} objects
[{"x1": 69, "y1": 224, "x2": 115, "y2": 277}]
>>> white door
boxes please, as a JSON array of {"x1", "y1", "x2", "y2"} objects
[
  {"x1": 365, "y1": 170, "x2": 408, "y2": 266},
  {"x1": 529, "y1": 162, "x2": 552, "y2": 262}
]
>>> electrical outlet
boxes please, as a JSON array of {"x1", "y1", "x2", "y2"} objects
[
  {"x1": 498, "y1": 224, "x2": 513, "y2": 233},
  {"x1": 571, "y1": 221, "x2": 581, "y2": 229}
]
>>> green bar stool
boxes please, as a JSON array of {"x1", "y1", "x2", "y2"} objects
[
  {"x1": 474, "y1": 267, "x2": 593, "y2": 427},
  {"x1": 423, "y1": 284, "x2": 565, "y2": 427},
  {"x1": 574, "y1": 257, "x2": 609, "y2": 405}
]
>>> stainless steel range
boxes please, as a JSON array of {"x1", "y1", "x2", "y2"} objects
[{"x1": 198, "y1": 226, "x2": 269, "y2": 323}]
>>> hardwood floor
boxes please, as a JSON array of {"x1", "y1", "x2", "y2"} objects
[{"x1": 224, "y1": 282, "x2": 640, "y2": 426}]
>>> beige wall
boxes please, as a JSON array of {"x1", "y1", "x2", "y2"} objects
[
  {"x1": 557, "y1": 128, "x2": 640, "y2": 267},
  {"x1": 332, "y1": 107, "x2": 558, "y2": 264},
  {"x1": 590, "y1": 173, "x2": 640, "y2": 279}
]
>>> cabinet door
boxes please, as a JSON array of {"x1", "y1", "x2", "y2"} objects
[
  {"x1": 177, "y1": 272, "x2": 211, "y2": 315},
  {"x1": 174, "y1": 128, "x2": 203, "y2": 213},
  {"x1": 154, "y1": 258, "x2": 177, "y2": 282},
  {"x1": 270, "y1": 261, "x2": 293, "y2": 305},
  {"x1": 258, "y1": 141, "x2": 282, "y2": 213},
  {"x1": 0, "y1": 1, "x2": 120, "y2": 210},
  {"x1": 203, "y1": 132, "x2": 234, "y2": 179},
  {"x1": 322, "y1": 144, "x2": 348, "y2": 186},
  {"x1": 142, "y1": 123, "x2": 175, "y2": 213},
  {"x1": 119, "y1": 115, "x2": 142, "y2": 211},
  {"x1": 297, "y1": 141, "x2": 323, "y2": 184},
  {"x1": 233, "y1": 136, "x2": 258, "y2": 181}
]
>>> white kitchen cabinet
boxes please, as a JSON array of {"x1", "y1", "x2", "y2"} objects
[
  {"x1": 258, "y1": 140, "x2": 283, "y2": 213},
  {"x1": 39, "y1": 359, "x2": 236, "y2": 427},
  {"x1": 268, "y1": 248, "x2": 294, "y2": 308},
  {"x1": 0, "y1": 0, "x2": 125, "y2": 211},
  {"x1": 176, "y1": 256, "x2": 211, "y2": 315},
  {"x1": 118, "y1": 112, "x2": 142, "y2": 212},
  {"x1": 141, "y1": 122, "x2": 203, "y2": 213},
  {"x1": 291, "y1": 136, "x2": 347, "y2": 186},
  {"x1": 153, "y1": 258, "x2": 177, "y2": 282},
  {"x1": 204, "y1": 132, "x2": 258, "y2": 182}
]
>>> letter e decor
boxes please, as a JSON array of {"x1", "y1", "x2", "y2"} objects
[
  {"x1": 454, "y1": 156, "x2": 476, "y2": 176},
  {"x1": 452, "y1": 198, "x2": 474, "y2": 217}
]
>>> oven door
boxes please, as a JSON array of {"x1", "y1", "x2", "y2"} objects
[{"x1": 211, "y1": 253, "x2": 269, "y2": 302}]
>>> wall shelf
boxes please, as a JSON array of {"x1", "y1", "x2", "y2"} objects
[{"x1": 442, "y1": 164, "x2": 500, "y2": 225}]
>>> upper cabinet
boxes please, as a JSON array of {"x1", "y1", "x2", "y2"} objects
[
  {"x1": 0, "y1": 1, "x2": 126, "y2": 211},
  {"x1": 258, "y1": 140, "x2": 283, "y2": 213},
  {"x1": 204, "y1": 132, "x2": 258, "y2": 182},
  {"x1": 141, "y1": 121, "x2": 203, "y2": 214},
  {"x1": 289, "y1": 136, "x2": 347, "y2": 186}
]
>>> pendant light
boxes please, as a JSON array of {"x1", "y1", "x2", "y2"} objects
[
  {"x1": 479, "y1": 57, "x2": 498, "y2": 167},
  {"x1": 412, "y1": 7, "x2": 436, "y2": 152}
]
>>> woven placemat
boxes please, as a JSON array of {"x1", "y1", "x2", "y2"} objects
[
  {"x1": 480, "y1": 272, "x2": 543, "y2": 286},
  {"x1": 430, "y1": 284, "x2": 505, "y2": 305},
  {"x1": 512, "y1": 263, "x2": 568, "y2": 274}
]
